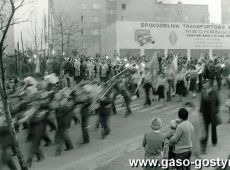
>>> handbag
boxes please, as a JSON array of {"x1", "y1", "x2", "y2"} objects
[{"x1": 225, "y1": 99, "x2": 230, "y2": 107}]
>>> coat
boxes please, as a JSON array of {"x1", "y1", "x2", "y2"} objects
[{"x1": 200, "y1": 89, "x2": 220, "y2": 125}]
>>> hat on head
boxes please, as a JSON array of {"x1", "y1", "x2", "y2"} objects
[{"x1": 150, "y1": 117, "x2": 162, "y2": 131}]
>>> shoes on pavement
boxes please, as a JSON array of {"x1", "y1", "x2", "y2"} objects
[
  {"x1": 82, "y1": 141, "x2": 89, "y2": 144},
  {"x1": 37, "y1": 157, "x2": 44, "y2": 162},
  {"x1": 65, "y1": 147, "x2": 73, "y2": 151},
  {"x1": 101, "y1": 135, "x2": 106, "y2": 139},
  {"x1": 200, "y1": 149, "x2": 207, "y2": 155},
  {"x1": 124, "y1": 112, "x2": 132, "y2": 118}
]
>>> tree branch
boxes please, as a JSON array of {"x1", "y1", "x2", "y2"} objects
[
  {"x1": 15, "y1": 0, "x2": 25, "y2": 10},
  {"x1": 2, "y1": 19, "x2": 29, "y2": 28},
  {"x1": 0, "y1": 0, "x2": 7, "y2": 14},
  {"x1": 2, "y1": 45, "x2": 8, "y2": 51},
  {"x1": 0, "y1": 0, "x2": 15, "y2": 51}
]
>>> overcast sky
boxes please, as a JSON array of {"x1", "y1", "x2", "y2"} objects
[{"x1": 163, "y1": 0, "x2": 221, "y2": 23}]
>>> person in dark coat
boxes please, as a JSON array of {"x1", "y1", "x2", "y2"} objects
[
  {"x1": 80, "y1": 99, "x2": 91, "y2": 144},
  {"x1": 26, "y1": 102, "x2": 50, "y2": 167},
  {"x1": 200, "y1": 81, "x2": 220, "y2": 154},
  {"x1": 80, "y1": 60, "x2": 87, "y2": 81},
  {"x1": 0, "y1": 122, "x2": 17, "y2": 170},
  {"x1": 54, "y1": 98, "x2": 74, "y2": 156},
  {"x1": 64, "y1": 58, "x2": 75, "y2": 77},
  {"x1": 214, "y1": 60, "x2": 222, "y2": 90},
  {"x1": 204, "y1": 61, "x2": 215, "y2": 87},
  {"x1": 97, "y1": 95, "x2": 112, "y2": 139},
  {"x1": 111, "y1": 78, "x2": 132, "y2": 117}
]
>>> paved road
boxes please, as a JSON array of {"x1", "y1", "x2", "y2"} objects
[
  {"x1": 95, "y1": 89, "x2": 230, "y2": 170},
  {"x1": 7, "y1": 88, "x2": 230, "y2": 170}
]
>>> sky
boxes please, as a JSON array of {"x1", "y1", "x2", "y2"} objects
[
  {"x1": 14, "y1": 0, "x2": 48, "y2": 49},
  {"x1": 163, "y1": 0, "x2": 221, "y2": 23}
]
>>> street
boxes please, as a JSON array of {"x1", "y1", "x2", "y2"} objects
[{"x1": 8, "y1": 88, "x2": 230, "y2": 170}]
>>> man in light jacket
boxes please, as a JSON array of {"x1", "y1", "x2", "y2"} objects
[{"x1": 170, "y1": 108, "x2": 194, "y2": 170}]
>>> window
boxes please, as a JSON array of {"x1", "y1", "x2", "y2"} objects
[
  {"x1": 122, "y1": 4, "x2": 126, "y2": 10},
  {"x1": 177, "y1": 10, "x2": 181, "y2": 16},
  {"x1": 121, "y1": 16, "x2": 127, "y2": 20},
  {"x1": 92, "y1": 16, "x2": 99, "y2": 23},
  {"x1": 82, "y1": 3, "x2": 86, "y2": 10},
  {"x1": 92, "y1": 4, "x2": 100, "y2": 10},
  {"x1": 81, "y1": 29, "x2": 86, "y2": 36},
  {"x1": 109, "y1": 10, "x2": 116, "y2": 14},
  {"x1": 81, "y1": 16, "x2": 86, "y2": 23},
  {"x1": 92, "y1": 29, "x2": 99, "y2": 36},
  {"x1": 184, "y1": 7, "x2": 188, "y2": 14}
]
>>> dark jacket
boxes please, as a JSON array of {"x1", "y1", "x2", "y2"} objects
[
  {"x1": 200, "y1": 89, "x2": 220, "y2": 125},
  {"x1": 56, "y1": 101, "x2": 75, "y2": 130},
  {"x1": 28, "y1": 105, "x2": 49, "y2": 141},
  {"x1": 0, "y1": 126, "x2": 14, "y2": 147},
  {"x1": 98, "y1": 98, "x2": 112, "y2": 116}
]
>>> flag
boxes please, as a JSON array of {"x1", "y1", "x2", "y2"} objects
[
  {"x1": 146, "y1": 52, "x2": 159, "y2": 87},
  {"x1": 171, "y1": 53, "x2": 178, "y2": 75},
  {"x1": 198, "y1": 53, "x2": 204, "y2": 63}
]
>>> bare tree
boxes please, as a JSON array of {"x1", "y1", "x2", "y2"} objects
[
  {"x1": 53, "y1": 13, "x2": 80, "y2": 57},
  {"x1": 0, "y1": 0, "x2": 30, "y2": 169}
]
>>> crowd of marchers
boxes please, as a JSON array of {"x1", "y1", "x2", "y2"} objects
[{"x1": 0, "y1": 52, "x2": 230, "y2": 170}]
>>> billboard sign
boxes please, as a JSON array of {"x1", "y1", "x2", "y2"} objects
[{"x1": 116, "y1": 21, "x2": 230, "y2": 50}]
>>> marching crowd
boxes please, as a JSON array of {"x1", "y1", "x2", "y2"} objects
[{"x1": 0, "y1": 52, "x2": 230, "y2": 170}]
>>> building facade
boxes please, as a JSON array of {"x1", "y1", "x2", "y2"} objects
[
  {"x1": 50, "y1": 0, "x2": 209, "y2": 56},
  {"x1": 50, "y1": 0, "x2": 107, "y2": 56},
  {"x1": 222, "y1": 0, "x2": 230, "y2": 24},
  {"x1": 107, "y1": 0, "x2": 209, "y2": 23}
]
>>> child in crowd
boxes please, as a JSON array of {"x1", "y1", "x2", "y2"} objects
[
  {"x1": 143, "y1": 117, "x2": 165, "y2": 170},
  {"x1": 166, "y1": 119, "x2": 181, "y2": 159}
]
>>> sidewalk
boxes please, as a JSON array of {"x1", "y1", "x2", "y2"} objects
[{"x1": 94, "y1": 103, "x2": 230, "y2": 170}]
